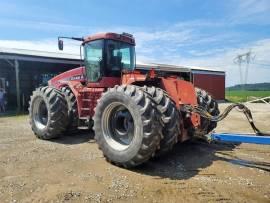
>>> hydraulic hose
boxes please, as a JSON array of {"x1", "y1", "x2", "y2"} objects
[{"x1": 183, "y1": 103, "x2": 270, "y2": 136}]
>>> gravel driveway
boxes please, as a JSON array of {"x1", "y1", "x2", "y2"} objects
[{"x1": 0, "y1": 103, "x2": 269, "y2": 202}]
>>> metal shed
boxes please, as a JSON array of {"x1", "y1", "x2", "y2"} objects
[
  {"x1": 0, "y1": 47, "x2": 81, "y2": 112},
  {"x1": 191, "y1": 68, "x2": 225, "y2": 100},
  {"x1": 136, "y1": 63, "x2": 226, "y2": 100},
  {"x1": 0, "y1": 48, "x2": 225, "y2": 112}
]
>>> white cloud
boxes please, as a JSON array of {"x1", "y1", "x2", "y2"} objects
[
  {"x1": 229, "y1": 0, "x2": 270, "y2": 25},
  {"x1": 0, "y1": 39, "x2": 81, "y2": 54},
  {"x1": 0, "y1": 19, "x2": 88, "y2": 33},
  {"x1": 175, "y1": 39, "x2": 270, "y2": 86},
  {"x1": 1, "y1": 36, "x2": 269, "y2": 87},
  {"x1": 0, "y1": 17, "x2": 269, "y2": 87},
  {"x1": 237, "y1": 0, "x2": 270, "y2": 16}
]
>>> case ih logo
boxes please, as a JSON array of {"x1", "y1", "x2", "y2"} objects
[
  {"x1": 56, "y1": 75, "x2": 85, "y2": 85},
  {"x1": 69, "y1": 75, "x2": 85, "y2": 80}
]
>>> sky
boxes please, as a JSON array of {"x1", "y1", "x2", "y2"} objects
[{"x1": 0, "y1": 0, "x2": 270, "y2": 86}]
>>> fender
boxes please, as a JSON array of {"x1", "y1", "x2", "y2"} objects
[
  {"x1": 160, "y1": 77, "x2": 200, "y2": 128},
  {"x1": 122, "y1": 70, "x2": 200, "y2": 129},
  {"x1": 121, "y1": 70, "x2": 147, "y2": 85},
  {"x1": 122, "y1": 71, "x2": 198, "y2": 107}
]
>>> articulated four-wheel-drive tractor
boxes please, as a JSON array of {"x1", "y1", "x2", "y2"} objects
[{"x1": 29, "y1": 32, "x2": 220, "y2": 168}]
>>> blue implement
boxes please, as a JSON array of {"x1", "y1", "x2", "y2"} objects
[{"x1": 211, "y1": 133, "x2": 270, "y2": 145}]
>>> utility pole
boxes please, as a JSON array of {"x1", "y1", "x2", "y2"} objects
[
  {"x1": 15, "y1": 60, "x2": 21, "y2": 113},
  {"x1": 233, "y1": 51, "x2": 255, "y2": 89},
  {"x1": 4, "y1": 59, "x2": 21, "y2": 113}
]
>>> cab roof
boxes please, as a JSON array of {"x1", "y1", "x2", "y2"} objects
[{"x1": 83, "y1": 32, "x2": 135, "y2": 45}]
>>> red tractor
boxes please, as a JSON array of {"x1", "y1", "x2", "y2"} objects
[{"x1": 29, "y1": 32, "x2": 219, "y2": 168}]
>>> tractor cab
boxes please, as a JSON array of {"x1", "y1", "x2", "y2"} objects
[
  {"x1": 83, "y1": 33, "x2": 135, "y2": 82},
  {"x1": 58, "y1": 32, "x2": 136, "y2": 82}
]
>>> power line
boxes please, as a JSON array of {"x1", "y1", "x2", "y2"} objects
[
  {"x1": 251, "y1": 62, "x2": 270, "y2": 67},
  {"x1": 255, "y1": 60, "x2": 270, "y2": 64}
]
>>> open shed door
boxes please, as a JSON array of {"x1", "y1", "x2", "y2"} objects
[{"x1": 0, "y1": 78, "x2": 6, "y2": 91}]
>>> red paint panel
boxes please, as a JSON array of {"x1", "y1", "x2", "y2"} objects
[
  {"x1": 79, "y1": 87, "x2": 104, "y2": 117},
  {"x1": 84, "y1": 33, "x2": 135, "y2": 45},
  {"x1": 87, "y1": 77, "x2": 121, "y2": 88},
  {"x1": 121, "y1": 71, "x2": 147, "y2": 85},
  {"x1": 49, "y1": 67, "x2": 86, "y2": 89},
  {"x1": 160, "y1": 77, "x2": 197, "y2": 106},
  {"x1": 193, "y1": 74, "x2": 225, "y2": 100}
]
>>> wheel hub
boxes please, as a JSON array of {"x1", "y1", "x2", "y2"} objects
[
  {"x1": 33, "y1": 97, "x2": 48, "y2": 130},
  {"x1": 102, "y1": 102, "x2": 135, "y2": 150}
]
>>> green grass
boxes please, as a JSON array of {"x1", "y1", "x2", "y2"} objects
[
  {"x1": 0, "y1": 111, "x2": 28, "y2": 118},
  {"x1": 226, "y1": 90, "x2": 270, "y2": 103}
]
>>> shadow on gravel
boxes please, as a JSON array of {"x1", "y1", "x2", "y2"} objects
[
  {"x1": 131, "y1": 140, "x2": 243, "y2": 180},
  {"x1": 51, "y1": 130, "x2": 95, "y2": 145},
  {"x1": 47, "y1": 131, "x2": 270, "y2": 178},
  {"x1": 218, "y1": 151, "x2": 270, "y2": 172}
]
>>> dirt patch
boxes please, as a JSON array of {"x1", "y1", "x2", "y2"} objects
[{"x1": 0, "y1": 103, "x2": 269, "y2": 202}]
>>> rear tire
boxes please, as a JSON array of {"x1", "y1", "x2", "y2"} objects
[
  {"x1": 143, "y1": 86, "x2": 180, "y2": 156},
  {"x1": 29, "y1": 86, "x2": 68, "y2": 139},
  {"x1": 195, "y1": 88, "x2": 220, "y2": 134},
  {"x1": 93, "y1": 85, "x2": 161, "y2": 168},
  {"x1": 61, "y1": 86, "x2": 78, "y2": 133}
]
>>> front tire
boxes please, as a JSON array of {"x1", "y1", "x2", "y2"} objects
[
  {"x1": 93, "y1": 85, "x2": 161, "y2": 168},
  {"x1": 29, "y1": 86, "x2": 68, "y2": 139},
  {"x1": 61, "y1": 86, "x2": 78, "y2": 133}
]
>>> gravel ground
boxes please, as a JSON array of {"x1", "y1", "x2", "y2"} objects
[{"x1": 0, "y1": 103, "x2": 269, "y2": 203}]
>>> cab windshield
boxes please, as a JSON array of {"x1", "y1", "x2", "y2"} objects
[
  {"x1": 106, "y1": 40, "x2": 135, "y2": 73},
  {"x1": 84, "y1": 39, "x2": 135, "y2": 82}
]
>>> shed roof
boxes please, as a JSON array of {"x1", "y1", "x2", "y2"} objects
[
  {"x1": 136, "y1": 62, "x2": 225, "y2": 73},
  {"x1": 0, "y1": 47, "x2": 81, "y2": 64},
  {"x1": 0, "y1": 47, "x2": 225, "y2": 73}
]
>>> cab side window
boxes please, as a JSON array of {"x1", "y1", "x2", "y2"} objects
[{"x1": 84, "y1": 40, "x2": 103, "y2": 82}]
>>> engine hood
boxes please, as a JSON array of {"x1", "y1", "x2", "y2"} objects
[{"x1": 48, "y1": 66, "x2": 86, "y2": 89}]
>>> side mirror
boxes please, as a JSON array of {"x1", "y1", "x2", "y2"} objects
[{"x1": 58, "y1": 39, "x2": 63, "y2": 50}]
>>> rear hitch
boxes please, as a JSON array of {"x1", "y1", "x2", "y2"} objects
[{"x1": 187, "y1": 103, "x2": 270, "y2": 136}]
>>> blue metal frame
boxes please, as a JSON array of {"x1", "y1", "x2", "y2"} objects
[{"x1": 211, "y1": 133, "x2": 270, "y2": 145}]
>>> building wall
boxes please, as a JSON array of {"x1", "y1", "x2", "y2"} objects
[
  {"x1": 192, "y1": 71, "x2": 225, "y2": 100},
  {"x1": 0, "y1": 61, "x2": 17, "y2": 107},
  {"x1": 0, "y1": 59, "x2": 80, "y2": 111},
  {"x1": 1, "y1": 56, "x2": 226, "y2": 112}
]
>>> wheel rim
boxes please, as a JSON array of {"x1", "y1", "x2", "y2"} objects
[
  {"x1": 102, "y1": 102, "x2": 135, "y2": 151},
  {"x1": 33, "y1": 97, "x2": 48, "y2": 130}
]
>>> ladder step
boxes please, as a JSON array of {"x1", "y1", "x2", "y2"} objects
[
  {"x1": 82, "y1": 99, "x2": 91, "y2": 101},
  {"x1": 78, "y1": 126, "x2": 89, "y2": 130},
  {"x1": 81, "y1": 108, "x2": 90, "y2": 110},
  {"x1": 80, "y1": 117, "x2": 90, "y2": 120},
  {"x1": 78, "y1": 117, "x2": 90, "y2": 130}
]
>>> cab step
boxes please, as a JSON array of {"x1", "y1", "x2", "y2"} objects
[{"x1": 77, "y1": 117, "x2": 93, "y2": 130}]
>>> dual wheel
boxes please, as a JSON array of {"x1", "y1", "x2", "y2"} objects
[
  {"x1": 93, "y1": 85, "x2": 219, "y2": 168},
  {"x1": 29, "y1": 86, "x2": 68, "y2": 139},
  {"x1": 93, "y1": 85, "x2": 181, "y2": 168},
  {"x1": 29, "y1": 86, "x2": 78, "y2": 139}
]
